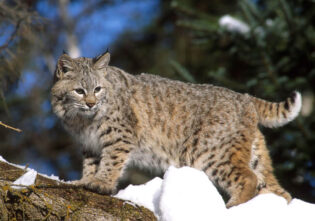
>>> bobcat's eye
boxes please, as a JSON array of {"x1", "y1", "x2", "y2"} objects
[
  {"x1": 75, "y1": 88, "x2": 85, "y2": 95},
  {"x1": 94, "y1": 86, "x2": 101, "y2": 93},
  {"x1": 62, "y1": 66, "x2": 69, "y2": 73}
]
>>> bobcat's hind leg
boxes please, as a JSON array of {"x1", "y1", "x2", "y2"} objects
[
  {"x1": 262, "y1": 172, "x2": 292, "y2": 202},
  {"x1": 224, "y1": 165, "x2": 258, "y2": 208},
  {"x1": 217, "y1": 131, "x2": 258, "y2": 208},
  {"x1": 253, "y1": 130, "x2": 292, "y2": 203}
]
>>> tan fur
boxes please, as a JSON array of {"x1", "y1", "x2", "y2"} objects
[{"x1": 51, "y1": 52, "x2": 301, "y2": 208}]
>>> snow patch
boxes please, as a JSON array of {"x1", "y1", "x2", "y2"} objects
[
  {"x1": 115, "y1": 177, "x2": 163, "y2": 214},
  {"x1": 0, "y1": 155, "x2": 8, "y2": 163},
  {"x1": 227, "y1": 193, "x2": 288, "y2": 221},
  {"x1": 158, "y1": 166, "x2": 226, "y2": 221},
  {"x1": 115, "y1": 166, "x2": 315, "y2": 221},
  {"x1": 12, "y1": 169, "x2": 37, "y2": 189},
  {"x1": 40, "y1": 173, "x2": 66, "y2": 182}
]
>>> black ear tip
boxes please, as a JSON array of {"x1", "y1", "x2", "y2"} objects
[
  {"x1": 62, "y1": 50, "x2": 67, "y2": 54},
  {"x1": 93, "y1": 49, "x2": 110, "y2": 62}
]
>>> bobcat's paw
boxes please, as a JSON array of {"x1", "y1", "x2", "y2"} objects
[
  {"x1": 86, "y1": 178, "x2": 117, "y2": 195},
  {"x1": 71, "y1": 178, "x2": 116, "y2": 195}
]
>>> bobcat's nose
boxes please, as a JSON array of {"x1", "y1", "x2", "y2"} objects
[
  {"x1": 85, "y1": 95, "x2": 96, "y2": 108},
  {"x1": 86, "y1": 102, "x2": 95, "y2": 108}
]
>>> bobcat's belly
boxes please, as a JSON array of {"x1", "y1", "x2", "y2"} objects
[{"x1": 129, "y1": 143, "x2": 180, "y2": 173}]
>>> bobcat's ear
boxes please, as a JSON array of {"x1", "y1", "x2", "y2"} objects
[
  {"x1": 55, "y1": 53, "x2": 74, "y2": 81},
  {"x1": 93, "y1": 51, "x2": 110, "y2": 70}
]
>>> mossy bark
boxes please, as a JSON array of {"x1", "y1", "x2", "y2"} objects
[{"x1": 0, "y1": 161, "x2": 156, "y2": 221}]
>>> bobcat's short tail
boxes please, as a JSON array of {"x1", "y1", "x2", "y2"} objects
[{"x1": 251, "y1": 91, "x2": 302, "y2": 128}]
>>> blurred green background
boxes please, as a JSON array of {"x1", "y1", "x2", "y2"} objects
[{"x1": 0, "y1": 0, "x2": 314, "y2": 202}]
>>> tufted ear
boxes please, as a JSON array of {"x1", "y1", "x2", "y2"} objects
[
  {"x1": 54, "y1": 53, "x2": 74, "y2": 81},
  {"x1": 93, "y1": 51, "x2": 110, "y2": 70}
]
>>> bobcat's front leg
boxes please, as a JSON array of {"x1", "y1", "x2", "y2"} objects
[
  {"x1": 71, "y1": 154, "x2": 99, "y2": 185},
  {"x1": 82, "y1": 144, "x2": 133, "y2": 195}
]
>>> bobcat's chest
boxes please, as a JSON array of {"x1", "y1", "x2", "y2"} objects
[{"x1": 77, "y1": 125, "x2": 102, "y2": 155}]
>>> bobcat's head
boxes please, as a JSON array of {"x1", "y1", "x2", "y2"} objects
[{"x1": 51, "y1": 52, "x2": 111, "y2": 120}]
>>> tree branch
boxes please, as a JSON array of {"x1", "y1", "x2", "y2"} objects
[
  {"x1": 0, "y1": 121, "x2": 22, "y2": 133},
  {"x1": 0, "y1": 161, "x2": 156, "y2": 220}
]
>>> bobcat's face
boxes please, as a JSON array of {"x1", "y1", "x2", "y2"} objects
[
  {"x1": 66, "y1": 75, "x2": 107, "y2": 118},
  {"x1": 51, "y1": 52, "x2": 111, "y2": 120}
]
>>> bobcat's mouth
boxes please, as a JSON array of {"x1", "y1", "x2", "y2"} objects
[{"x1": 78, "y1": 105, "x2": 98, "y2": 117}]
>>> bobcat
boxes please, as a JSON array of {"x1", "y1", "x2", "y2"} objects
[{"x1": 51, "y1": 52, "x2": 301, "y2": 208}]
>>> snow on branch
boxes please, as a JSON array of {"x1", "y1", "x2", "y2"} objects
[{"x1": 219, "y1": 15, "x2": 250, "y2": 34}]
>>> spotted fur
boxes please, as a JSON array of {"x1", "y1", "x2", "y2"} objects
[{"x1": 51, "y1": 52, "x2": 301, "y2": 208}]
